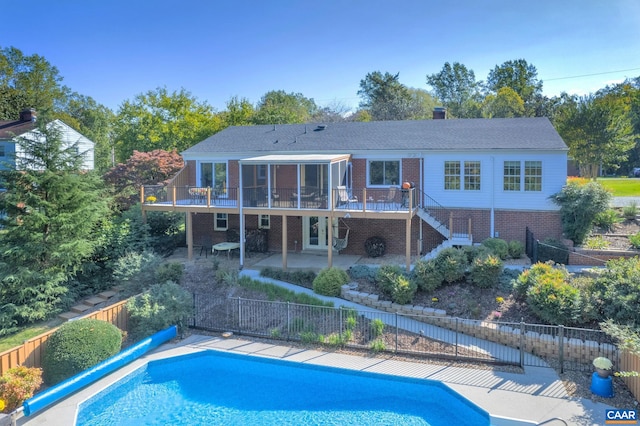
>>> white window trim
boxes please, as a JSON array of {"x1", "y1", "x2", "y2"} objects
[
  {"x1": 214, "y1": 213, "x2": 228, "y2": 231},
  {"x1": 197, "y1": 160, "x2": 228, "y2": 192},
  {"x1": 366, "y1": 159, "x2": 402, "y2": 187},
  {"x1": 258, "y1": 214, "x2": 270, "y2": 229},
  {"x1": 502, "y1": 160, "x2": 542, "y2": 192}
]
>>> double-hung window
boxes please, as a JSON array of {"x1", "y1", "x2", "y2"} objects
[
  {"x1": 214, "y1": 213, "x2": 228, "y2": 231},
  {"x1": 503, "y1": 160, "x2": 542, "y2": 191},
  {"x1": 368, "y1": 160, "x2": 400, "y2": 186},
  {"x1": 444, "y1": 161, "x2": 480, "y2": 190}
]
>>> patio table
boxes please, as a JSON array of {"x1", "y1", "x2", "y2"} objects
[{"x1": 212, "y1": 242, "x2": 240, "y2": 259}]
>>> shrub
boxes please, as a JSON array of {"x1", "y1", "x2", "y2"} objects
[
  {"x1": 42, "y1": 319, "x2": 123, "y2": 385},
  {"x1": 461, "y1": 245, "x2": 492, "y2": 263},
  {"x1": 593, "y1": 209, "x2": 622, "y2": 232},
  {"x1": 537, "y1": 238, "x2": 569, "y2": 265},
  {"x1": 513, "y1": 262, "x2": 569, "y2": 300},
  {"x1": 584, "y1": 235, "x2": 610, "y2": 249},
  {"x1": 127, "y1": 281, "x2": 193, "y2": 341},
  {"x1": 622, "y1": 202, "x2": 638, "y2": 221},
  {"x1": 550, "y1": 180, "x2": 611, "y2": 245},
  {"x1": 312, "y1": 267, "x2": 350, "y2": 297},
  {"x1": 469, "y1": 255, "x2": 503, "y2": 288},
  {"x1": 345, "y1": 316, "x2": 357, "y2": 331},
  {"x1": 507, "y1": 240, "x2": 524, "y2": 259},
  {"x1": 370, "y1": 339, "x2": 386, "y2": 352},
  {"x1": 364, "y1": 236, "x2": 386, "y2": 258},
  {"x1": 370, "y1": 318, "x2": 385, "y2": 338},
  {"x1": 113, "y1": 251, "x2": 163, "y2": 297},
  {"x1": 481, "y1": 238, "x2": 509, "y2": 260},
  {"x1": 526, "y1": 274, "x2": 581, "y2": 325},
  {"x1": 0, "y1": 366, "x2": 43, "y2": 412},
  {"x1": 434, "y1": 247, "x2": 468, "y2": 283},
  {"x1": 375, "y1": 265, "x2": 405, "y2": 296},
  {"x1": 260, "y1": 268, "x2": 316, "y2": 288},
  {"x1": 590, "y1": 257, "x2": 640, "y2": 327},
  {"x1": 412, "y1": 259, "x2": 444, "y2": 292},
  {"x1": 389, "y1": 274, "x2": 417, "y2": 305},
  {"x1": 348, "y1": 265, "x2": 377, "y2": 281},
  {"x1": 629, "y1": 232, "x2": 640, "y2": 249},
  {"x1": 154, "y1": 262, "x2": 184, "y2": 284}
]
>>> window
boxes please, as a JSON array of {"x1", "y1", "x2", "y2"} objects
[
  {"x1": 368, "y1": 160, "x2": 400, "y2": 186},
  {"x1": 444, "y1": 161, "x2": 460, "y2": 190},
  {"x1": 503, "y1": 160, "x2": 542, "y2": 192},
  {"x1": 524, "y1": 161, "x2": 542, "y2": 191},
  {"x1": 214, "y1": 213, "x2": 228, "y2": 231},
  {"x1": 258, "y1": 214, "x2": 270, "y2": 229},
  {"x1": 464, "y1": 161, "x2": 481, "y2": 191},
  {"x1": 503, "y1": 161, "x2": 521, "y2": 191},
  {"x1": 200, "y1": 162, "x2": 227, "y2": 192}
]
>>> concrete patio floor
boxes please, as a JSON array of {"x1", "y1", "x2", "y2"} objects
[{"x1": 248, "y1": 251, "x2": 362, "y2": 271}]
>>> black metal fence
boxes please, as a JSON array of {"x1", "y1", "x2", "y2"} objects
[
  {"x1": 191, "y1": 293, "x2": 618, "y2": 373},
  {"x1": 525, "y1": 226, "x2": 539, "y2": 264}
]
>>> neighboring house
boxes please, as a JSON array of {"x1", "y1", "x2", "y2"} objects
[
  {"x1": 141, "y1": 112, "x2": 568, "y2": 270},
  {"x1": 0, "y1": 109, "x2": 95, "y2": 174}
]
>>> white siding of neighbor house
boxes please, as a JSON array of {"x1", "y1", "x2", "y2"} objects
[
  {"x1": 14, "y1": 120, "x2": 95, "y2": 171},
  {"x1": 423, "y1": 150, "x2": 567, "y2": 211}
]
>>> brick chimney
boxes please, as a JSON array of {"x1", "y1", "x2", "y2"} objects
[
  {"x1": 19, "y1": 108, "x2": 37, "y2": 122},
  {"x1": 433, "y1": 107, "x2": 446, "y2": 120}
]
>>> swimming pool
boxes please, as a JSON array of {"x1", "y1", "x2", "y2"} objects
[{"x1": 76, "y1": 350, "x2": 489, "y2": 425}]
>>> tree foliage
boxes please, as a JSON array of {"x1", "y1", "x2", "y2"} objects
[
  {"x1": 486, "y1": 59, "x2": 542, "y2": 115},
  {"x1": 103, "y1": 149, "x2": 184, "y2": 210},
  {"x1": 555, "y1": 94, "x2": 635, "y2": 178},
  {"x1": 482, "y1": 87, "x2": 525, "y2": 118},
  {"x1": 426, "y1": 62, "x2": 481, "y2": 118},
  {"x1": 252, "y1": 90, "x2": 318, "y2": 124},
  {"x1": 113, "y1": 87, "x2": 223, "y2": 161},
  {"x1": 0, "y1": 118, "x2": 111, "y2": 332},
  {"x1": 358, "y1": 71, "x2": 415, "y2": 121},
  {"x1": 0, "y1": 46, "x2": 67, "y2": 119}
]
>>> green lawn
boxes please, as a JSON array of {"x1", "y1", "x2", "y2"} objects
[
  {"x1": 596, "y1": 177, "x2": 640, "y2": 197},
  {"x1": 0, "y1": 320, "x2": 62, "y2": 353}
]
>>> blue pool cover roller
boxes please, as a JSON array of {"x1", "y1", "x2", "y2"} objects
[{"x1": 23, "y1": 325, "x2": 178, "y2": 416}]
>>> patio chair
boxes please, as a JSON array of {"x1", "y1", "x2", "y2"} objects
[{"x1": 336, "y1": 186, "x2": 358, "y2": 208}]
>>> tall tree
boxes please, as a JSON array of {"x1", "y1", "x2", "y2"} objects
[
  {"x1": 0, "y1": 46, "x2": 67, "y2": 119},
  {"x1": 55, "y1": 92, "x2": 115, "y2": 172},
  {"x1": 221, "y1": 96, "x2": 255, "y2": 126},
  {"x1": 486, "y1": 59, "x2": 542, "y2": 116},
  {"x1": 426, "y1": 62, "x2": 482, "y2": 118},
  {"x1": 357, "y1": 71, "x2": 414, "y2": 121},
  {"x1": 0, "y1": 117, "x2": 111, "y2": 333},
  {"x1": 252, "y1": 90, "x2": 318, "y2": 124},
  {"x1": 113, "y1": 87, "x2": 223, "y2": 162},
  {"x1": 103, "y1": 149, "x2": 184, "y2": 211},
  {"x1": 481, "y1": 87, "x2": 525, "y2": 118},
  {"x1": 555, "y1": 95, "x2": 635, "y2": 178}
]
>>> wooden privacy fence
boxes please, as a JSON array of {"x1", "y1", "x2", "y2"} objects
[
  {"x1": 0, "y1": 300, "x2": 129, "y2": 376},
  {"x1": 619, "y1": 350, "x2": 640, "y2": 402}
]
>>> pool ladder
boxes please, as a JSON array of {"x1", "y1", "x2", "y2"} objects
[{"x1": 537, "y1": 418, "x2": 568, "y2": 426}]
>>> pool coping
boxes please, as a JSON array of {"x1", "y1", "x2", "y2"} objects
[{"x1": 16, "y1": 334, "x2": 617, "y2": 425}]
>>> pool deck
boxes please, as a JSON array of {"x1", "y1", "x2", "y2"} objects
[{"x1": 17, "y1": 334, "x2": 616, "y2": 426}]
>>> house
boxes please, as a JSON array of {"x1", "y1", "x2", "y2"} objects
[
  {"x1": 141, "y1": 113, "x2": 568, "y2": 270},
  {"x1": 0, "y1": 109, "x2": 95, "y2": 174}
]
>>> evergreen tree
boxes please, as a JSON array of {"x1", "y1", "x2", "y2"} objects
[{"x1": 0, "y1": 117, "x2": 111, "y2": 333}]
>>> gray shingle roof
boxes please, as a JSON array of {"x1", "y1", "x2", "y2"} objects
[{"x1": 182, "y1": 117, "x2": 568, "y2": 156}]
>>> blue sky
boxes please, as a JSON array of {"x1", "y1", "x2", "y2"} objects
[{"x1": 2, "y1": 0, "x2": 639, "y2": 113}]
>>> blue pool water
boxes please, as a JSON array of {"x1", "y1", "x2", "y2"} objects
[{"x1": 77, "y1": 350, "x2": 489, "y2": 425}]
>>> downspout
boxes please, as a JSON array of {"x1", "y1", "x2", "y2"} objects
[{"x1": 490, "y1": 156, "x2": 495, "y2": 238}]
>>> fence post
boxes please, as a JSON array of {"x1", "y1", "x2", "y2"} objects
[
  {"x1": 286, "y1": 302, "x2": 291, "y2": 341},
  {"x1": 237, "y1": 297, "x2": 242, "y2": 331},
  {"x1": 455, "y1": 317, "x2": 459, "y2": 359},
  {"x1": 395, "y1": 312, "x2": 398, "y2": 353},
  {"x1": 339, "y1": 307, "x2": 343, "y2": 341},
  {"x1": 558, "y1": 325, "x2": 565, "y2": 374},
  {"x1": 520, "y1": 322, "x2": 525, "y2": 368}
]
